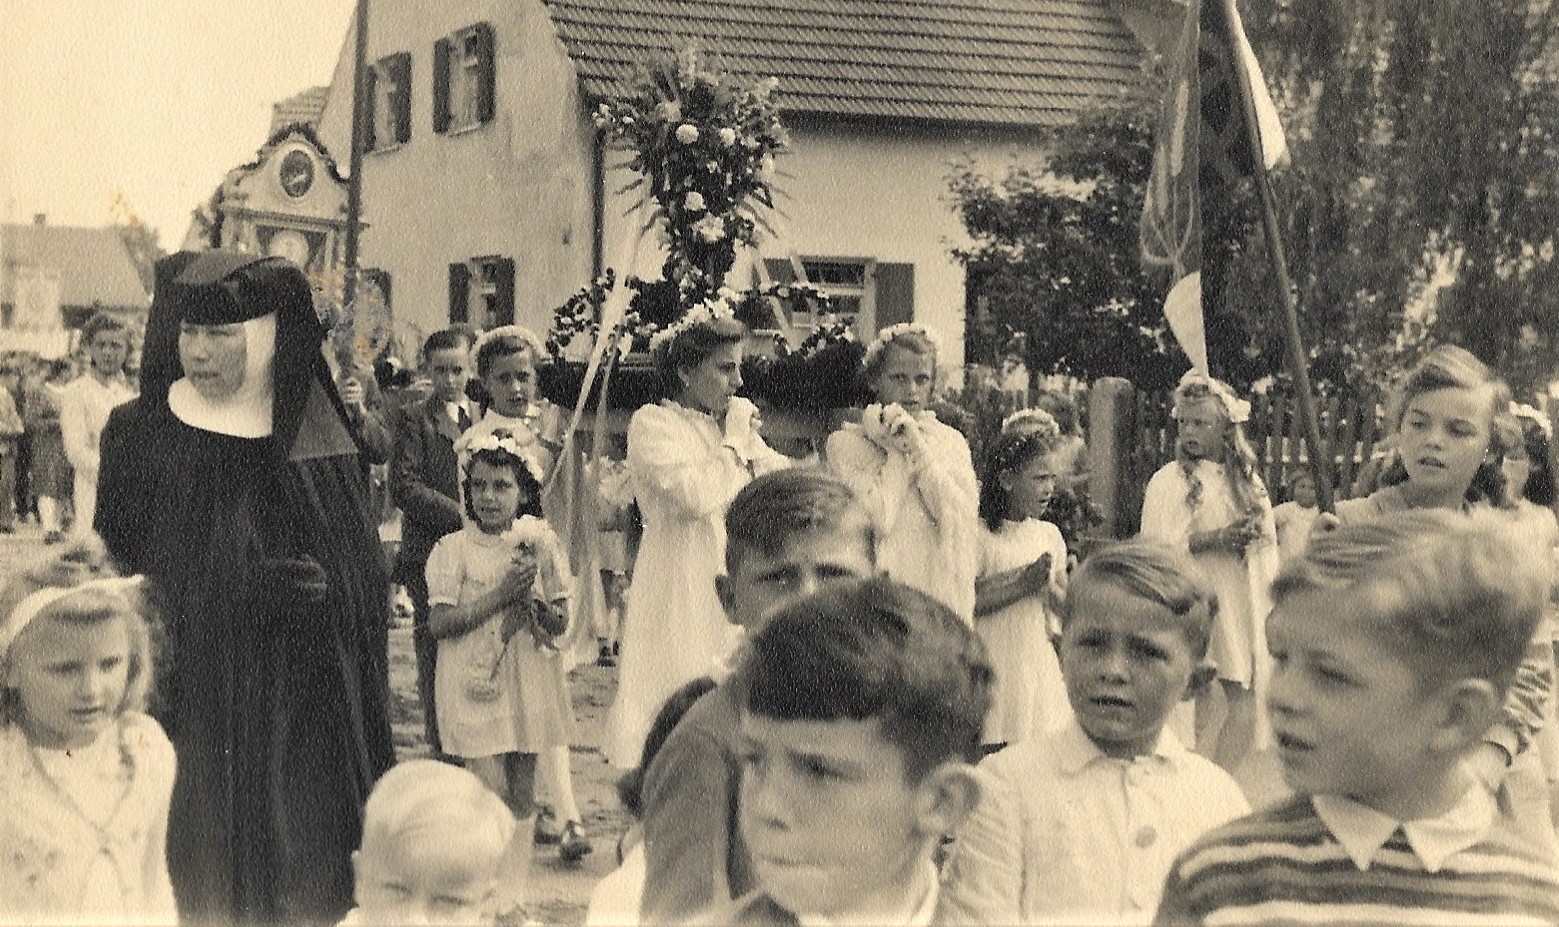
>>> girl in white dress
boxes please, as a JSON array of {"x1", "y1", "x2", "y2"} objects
[
  {"x1": 426, "y1": 435, "x2": 574, "y2": 916},
  {"x1": 605, "y1": 311, "x2": 789, "y2": 767},
  {"x1": 973, "y1": 421, "x2": 1071, "y2": 749},
  {"x1": 1139, "y1": 372, "x2": 1277, "y2": 772},
  {"x1": 462, "y1": 326, "x2": 594, "y2": 862},
  {"x1": 0, "y1": 538, "x2": 176, "y2": 925},
  {"x1": 825, "y1": 324, "x2": 980, "y2": 622}
]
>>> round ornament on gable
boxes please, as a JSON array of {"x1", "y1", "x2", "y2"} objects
[{"x1": 278, "y1": 148, "x2": 315, "y2": 198}]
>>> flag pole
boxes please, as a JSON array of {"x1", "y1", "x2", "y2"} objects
[
  {"x1": 343, "y1": 0, "x2": 370, "y2": 312},
  {"x1": 1220, "y1": 0, "x2": 1335, "y2": 513}
]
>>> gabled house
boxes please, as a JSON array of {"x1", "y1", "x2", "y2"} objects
[
  {"x1": 0, "y1": 216, "x2": 149, "y2": 356},
  {"x1": 314, "y1": 0, "x2": 1169, "y2": 369}
]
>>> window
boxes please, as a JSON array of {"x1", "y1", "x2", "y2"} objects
[
  {"x1": 434, "y1": 23, "x2": 495, "y2": 134},
  {"x1": 762, "y1": 257, "x2": 913, "y2": 336},
  {"x1": 368, "y1": 52, "x2": 412, "y2": 150},
  {"x1": 448, "y1": 256, "x2": 514, "y2": 327}
]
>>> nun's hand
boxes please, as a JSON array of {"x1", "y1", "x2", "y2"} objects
[
  {"x1": 340, "y1": 378, "x2": 367, "y2": 419},
  {"x1": 257, "y1": 555, "x2": 329, "y2": 608}
]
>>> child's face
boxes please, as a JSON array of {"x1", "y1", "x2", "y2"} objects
[
  {"x1": 998, "y1": 453, "x2": 1059, "y2": 520},
  {"x1": 717, "y1": 522, "x2": 876, "y2": 631},
  {"x1": 1397, "y1": 386, "x2": 1492, "y2": 499},
  {"x1": 88, "y1": 329, "x2": 130, "y2": 377},
  {"x1": 353, "y1": 833, "x2": 497, "y2": 926},
  {"x1": 480, "y1": 351, "x2": 537, "y2": 417},
  {"x1": 1174, "y1": 399, "x2": 1226, "y2": 461},
  {"x1": 677, "y1": 342, "x2": 744, "y2": 416},
  {"x1": 871, "y1": 344, "x2": 935, "y2": 414},
  {"x1": 1291, "y1": 474, "x2": 1318, "y2": 508},
  {"x1": 1502, "y1": 439, "x2": 1531, "y2": 502},
  {"x1": 1266, "y1": 589, "x2": 1452, "y2": 818},
  {"x1": 468, "y1": 459, "x2": 522, "y2": 533},
  {"x1": 6, "y1": 613, "x2": 130, "y2": 750},
  {"x1": 738, "y1": 713, "x2": 932, "y2": 921},
  {"x1": 427, "y1": 347, "x2": 472, "y2": 405},
  {"x1": 1058, "y1": 579, "x2": 1202, "y2": 759}
]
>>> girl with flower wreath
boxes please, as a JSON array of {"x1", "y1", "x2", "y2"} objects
[
  {"x1": 1138, "y1": 371, "x2": 1278, "y2": 773},
  {"x1": 605, "y1": 310, "x2": 790, "y2": 768},
  {"x1": 426, "y1": 433, "x2": 574, "y2": 917},
  {"x1": 824, "y1": 323, "x2": 980, "y2": 622},
  {"x1": 459, "y1": 325, "x2": 595, "y2": 864}
]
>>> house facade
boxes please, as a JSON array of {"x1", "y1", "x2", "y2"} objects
[
  {"x1": 0, "y1": 216, "x2": 149, "y2": 357},
  {"x1": 314, "y1": 0, "x2": 1166, "y2": 370}
]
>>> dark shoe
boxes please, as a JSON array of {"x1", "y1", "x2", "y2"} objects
[
  {"x1": 596, "y1": 643, "x2": 617, "y2": 667},
  {"x1": 533, "y1": 804, "x2": 562, "y2": 845},
  {"x1": 43, "y1": 530, "x2": 63, "y2": 545},
  {"x1": 559, "y1": 820, "x2": 593, "y2": 863}
]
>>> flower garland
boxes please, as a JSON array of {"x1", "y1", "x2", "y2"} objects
[
  {"x1": 460, "y1": 429, "x2": 545, "y2": 483},
  {"x1": 648, "y1": 292, "x2": 738, "y2": 357},
  {"x1": 864, "y1": 322, "x2": 944, "y2": 370},
  {"x1": 1511, "y1": 402, "x2": 1553, "y2": 438}
]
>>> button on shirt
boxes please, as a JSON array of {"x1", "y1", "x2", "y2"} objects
[{"x1": 941, "y1": 718, "x2": 1249, "y2": 925}]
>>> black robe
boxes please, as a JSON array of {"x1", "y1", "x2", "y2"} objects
[{"x1": 95, "y1": 252, "x2": 395, "y2": 925}]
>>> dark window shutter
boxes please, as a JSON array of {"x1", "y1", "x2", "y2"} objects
[
  {"x1": 474, "y1": 22, "x2": 496, "y2": 125},
  {"x1": 364, "y1": 64, "x2": 378, "y2": 151},
  {"x1": 448, "y1": 263, "x2": 471, "y2": 322},
  {"x1": 390, "y1": 52, "x2": 412, "y2": 144},
  {"x1": 875, "y1": 262, "x2": 914, "y2": 330},
  {"x1": 763, "y1": 258, "x2": 796, "y2": 285},
  {"x1": 432, "y1": 38, "x2": 452, "y2": 134},
  {"x1": 494, "y1": 257, "x2": 516, "y2": 325}
]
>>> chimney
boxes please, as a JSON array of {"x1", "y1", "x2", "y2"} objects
[{"x1": 32, "y1": 213, "x2": 45, "y2": 226}]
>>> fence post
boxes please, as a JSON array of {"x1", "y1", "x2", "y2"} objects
[{"x1": 1089, "y1": 377, "x2": 1138, "y2": 539}]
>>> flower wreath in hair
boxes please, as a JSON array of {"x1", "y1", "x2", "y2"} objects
[
  {"x1": 460, "y1": 429, "x2": 546, "y2": 485},
  {"x1": 1510, "y1": 402, "x2": 1553, "y2": 439},
  {"x1": 862, "y1": 322, "x2": 943, "y2": 371},
  {"x1": 1000, "y1": 407, "x2": 1061, "y2": 439},
  {"x1": 648, "y1": 292, "x2": 739, "y2": 360},
  {"x1": 472, "y1": 325, "x2": 547, "y2": 362},
  {"x1": 1172, "y1": 370, "x2": 1251, "y2": 425}
]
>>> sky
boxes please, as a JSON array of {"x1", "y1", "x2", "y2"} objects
[{"x1": 0, "y1": 1, "x2": 357, "y2": 250}]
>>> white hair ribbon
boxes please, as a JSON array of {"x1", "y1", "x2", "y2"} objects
[{"x1": 0, "y1": 576, "x2": 143, "y2": 663}]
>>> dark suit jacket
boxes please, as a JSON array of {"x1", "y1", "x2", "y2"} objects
[{"x1": 389, "y1": 396, "x2": 465, "y2": 584}]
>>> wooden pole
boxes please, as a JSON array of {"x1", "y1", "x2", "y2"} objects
[
  {"x1": 1220, "y1": 0, "x2": 1335, "y2": 513},
  {"x1": 343, "y1": 0, "x2": 369, "y2": 312}
]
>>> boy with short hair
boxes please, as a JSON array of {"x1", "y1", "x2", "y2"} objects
[
  {"x1": 345, "y1": 759, "x2": 516, "y2": 925},
  {"x1": 1155, "y1": 510, "x2": 1559, "y2": 925},
  {"x1": 638, "y1": 468, "x2": 878, "y2": 924},
  {"x1": 942, "y1": 540, "x2": 1249, "y2": 925},
  {"x1": 715, "y1": 577, "x2": 992, "y2": 925}
]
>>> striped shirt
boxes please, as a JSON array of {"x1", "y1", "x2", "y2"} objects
[{"x1": 1153, "y1": 795, "x2": 1559, "y2": 926}]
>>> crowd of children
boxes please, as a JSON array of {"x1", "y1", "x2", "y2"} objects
[{"x1": 8, "y1": 297, "x2": 1559, "y2": 926}]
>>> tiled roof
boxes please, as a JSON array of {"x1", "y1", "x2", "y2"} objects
[
  {"x1": 1, "y1": 223, "x2": 149, "y2": 310},
  {"x1": 270, "y1": 86, "x2": 330, "y2": 136},
  {"x1": 542, "y1": 0, "x2": 1152, "y2": 127}
]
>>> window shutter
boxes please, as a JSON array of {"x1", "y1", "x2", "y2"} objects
[
  {"x1": 432, "y1": 38, "x2": 452, "y2": 134},
  {"x1": 448, "y1": 263, "x2": 471, "y2": 322},
  {"x1": 363, "y1": 64, "x2": 378, "y2": 151},
  {"x1": 474, "y1": 22, "x2": 496, "y2": 125},
  {"x1": 494, "y1": 257, "x2": 516, "y2": 325},
  {"x1": 874, "y1": 262, "x2": 915, "y2": 330},
  {"x1": 763, "y1": 258, "x2": 796, "y2": 285},
  {"x1": 390, "y1": 52, "x2": 412, "y2": 144}
]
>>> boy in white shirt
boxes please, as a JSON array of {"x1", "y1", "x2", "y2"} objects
[{"x1": 942, "y1": 540, "x2": 1249, "y2": 925}]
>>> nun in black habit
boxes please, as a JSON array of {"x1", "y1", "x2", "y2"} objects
[{"x1": 96, "y1": 251, "x2": 396, "y2": 924}]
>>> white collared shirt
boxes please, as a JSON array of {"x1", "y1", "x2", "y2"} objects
[
  {"x1": 942, "y1": 717, "x2": 1249, "y2": 925},
  {"x1": 1312, "y1": 785, "x2": 1496, "y2": 874}
]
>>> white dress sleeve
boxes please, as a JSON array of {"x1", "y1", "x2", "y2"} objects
[
  {"x1": 127, "y1": 714, "x2": 178, "y2": 922},
  {"x1": 908, "y1": 422, "x2": 979, "y2": 531},
  {"x1": 627, "y1": 404, "x2": 749, "y2": 521},
  {"x1": 425, "y1": 534, "x2": 464, "y2": 607},
  {"x1": 1139, "y1": 464, "x2": 1192, "y2": 550},
  {"x1": 825, "y1": 426, "x2": 892, "y2": 529},
  {"x1": 59, "y1": 381, "x2": 95, "y2": 472}
]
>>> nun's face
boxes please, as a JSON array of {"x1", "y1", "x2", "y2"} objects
[{"x1": 179, "y1": 322, "x2": 248, "y2": 400}]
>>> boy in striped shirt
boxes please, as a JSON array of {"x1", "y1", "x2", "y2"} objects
[{"x1": 1155, "y1": 510, "x2": 1559, "y2": 926}]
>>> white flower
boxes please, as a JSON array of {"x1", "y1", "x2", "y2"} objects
[
  {"x1": 684, "y1": 191, "x2": 706, "y2": 212},
  {"x1": 676, "y1": 123, "x2": 700, "y2": 144},
  {"x1": 757, "y1": 153, "x2": 776, "y2": 182},
  {"x1": 692, "y1": 214, "x2": 726, "y2": 243},
  {"x1": 657, "y1": 101, "x2": 682, "y2": 121},
  {"x1": 718, "y1": 127, "x2": 737, "y2": 147}
]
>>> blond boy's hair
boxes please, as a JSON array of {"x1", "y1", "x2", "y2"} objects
[
  {"x1": 1064, "y1": 539, "x2": 1218, "y2": 660},
  {"x1": 360, "y1": 760, "x2": 516, "y2": 862},
  {"x1": 1272, "y1": 509, "x2": 1545, "y2": 695}
]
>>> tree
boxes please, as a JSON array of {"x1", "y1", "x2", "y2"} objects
[
  {"x1": 1230, "y1": 0, "x2": 1559, "y2": 398},
  {"x1": 110, "y1": 191, "x2": 165, "y2": 296},
  {"x1": 951, "y1": 100, "x2": 1199, "y2": 391}
]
